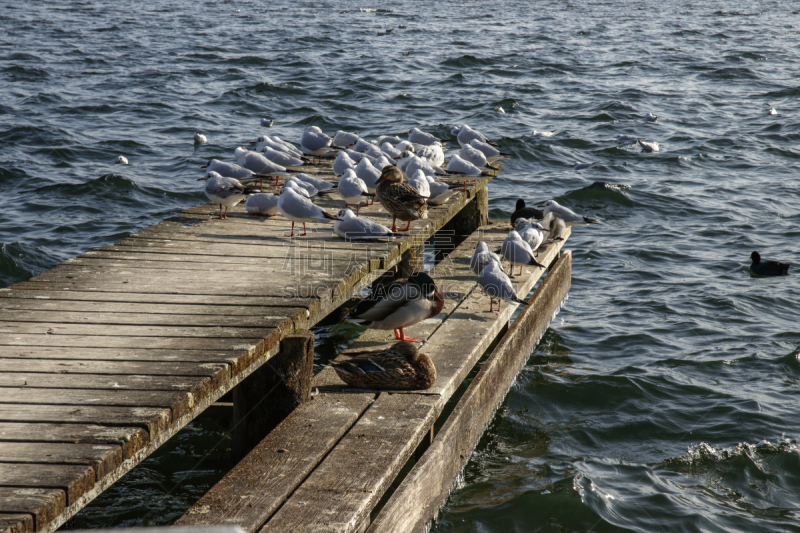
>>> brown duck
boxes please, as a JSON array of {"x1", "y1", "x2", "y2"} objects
[
  {"x1": 330, "y1": 341, "x2": 437, "y2": 390},
  {"x1": 375, "y1": 166, "x2": 428, "y2": 231}
]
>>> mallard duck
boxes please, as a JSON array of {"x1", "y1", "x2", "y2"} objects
[
  {"x1": 375, "y1": 166, "x2": 428, "y2": 232},
  {"x1": 348, "y1": 271, "x2": 443, "y2": 342},
  {"x1": 330, "y1": 341, "x2": 436, "y2": 390},
  {"x1": 750, "y1": 252, "x2": 790, "y2": 276}
]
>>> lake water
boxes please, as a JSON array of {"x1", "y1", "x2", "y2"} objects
[{"x1": 2, "y1": 0, "x2": 799, "y2": 531}]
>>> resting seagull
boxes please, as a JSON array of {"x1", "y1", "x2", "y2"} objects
[
  {"x1": 538, "y1": 199, "x2": 600, "y2": 226},
  {"x1": 478, "y1": 260, "x2": 527, "y2": 312},
  {"x1": 197, "y1": 171, "x2": 252, "y2": 219},
  {"x1": 334, "y1": 209, "x2": 395, "y2": 240},
  {"x1": 277, "y1": 186, "x2": 336, "y2": 237}
]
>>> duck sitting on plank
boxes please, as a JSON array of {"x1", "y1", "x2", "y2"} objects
[{"x1": 331, "y1": 342, "x2": 436, "y2": 390}]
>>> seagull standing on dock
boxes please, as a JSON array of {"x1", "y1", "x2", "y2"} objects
[
  {"x1": 332, "y1": 131, "x2": 360, "y2": 149},
  {"x1": 470, "y1": 241, "x2": 502, "y2": 276},
  {"x1": 333, "y1": 151, "x2": 357, "y2": 177},
  {"x1": 469, "y1": 139, "x2": 510, "y2": 159},
  {"x1": 334, "y1": 208, "x2": 395, "y2": 240},
  {"x1": 500, "y1": 230, "x2": 546, "y2": 277},
  {"x1": 415, "y1": 143, "x2": 445, "y2": 167},
  {"x1": 259, "y1": 145, "x2": 307, "y2": 167},
  {"x1": 293, "y1": 173, "x2": 336, "y2": 192},
  {"x1": 234, "y1": 147, "x2": 289, "y2": 184},
  {"x1": 202, "y1": 159, "x2": 258, "y2": 182},
  {"x1": 539, "y1": 199, "x2": 600, "y2": 226},
  {"x1": 478, "y1": 259, "x2": 527, "y2": 312},
  {"x1": 197, "y1": 171, "x2": 252, "y2": 220},
  {"x1": 459, "y1": 144, "x2": 500, "y2": 171},
  {"x1": 405, "y1": 127, "x2": 440, "y2": 146},
  {"x1": 277, "y1": 186, "x2": 337, "y2": 237},
  {"x1": 355, "y1": 157, "x2": 382, "y2": 194},
  {"x1": 446, "y1": 154, "x2": 486, "y2": 176},
  {"x1": 300, "y1": 126, "x2": 335, "y2": 161},
  {"x1": 245, "y1": 193, "x2": 280, "y2": 217},
  {"x1": 515, "y1": 218, "x2": 547, "y2": 256},
  {"x1": 347, "y1": 272, "x2": 444, "y2": 342},
  {"x1": 408, "y1": 170, "x2": 431, "y2": 199},
  {"x1": 337, "y1": 170, "x2": 373, "y2": 215},
  {"x1": 452, "y1": 124, "x2": 497, "y2": 148}
]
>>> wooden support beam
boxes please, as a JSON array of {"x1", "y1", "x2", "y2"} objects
[
  {"x1": 232, "y1": 332, "x2": 314, "y2": 460},
  {"x1": 367, "y1": 251, "x2": 572, "y2": 533}
]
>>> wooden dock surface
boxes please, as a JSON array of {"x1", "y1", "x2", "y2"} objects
[
  {"x1": 177, "y1": 221, "x2": 572, "y2": 533},
  {"x1": 0, "y1": 161, "x2": 495, "y2": 533}
]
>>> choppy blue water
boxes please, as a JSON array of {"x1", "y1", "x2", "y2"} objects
[{"x1": 2, "y1": 0, "x2": 800, "y2": 531}]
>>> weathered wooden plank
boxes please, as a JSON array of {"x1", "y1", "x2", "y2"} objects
[
  {"x1": 0, "y1": 388, "x2": 193, "y2": 420},
  {"x1": 0, "y1": 423, "x2": 148, "y2": 459},
  {"x1": 0, "y1": 298, "x2": 305, "y2": 318},
  {"x1": 176, "y1": 392, "x2": 375, "y2": 532},
  {"x1": 0, "y1": 358, "x2": 226, "y2": 377},
  {"x1": 0, "y1": 334, "x2": 268, "y2": 353},
  {"x1": 0, "y1": 464, "x2": 95, "y2": 504},
  {"x1": 0, "y1": 405, "x2": 170, "y2": 437},
  {"x1": 0, "y1": 488, "x2": 65, "y2": 532},
  {"x1": 0, "y1": 310, "x2": 291, "y2": 329},
  {"x1": 368, "y1": 252, "x2": 572, "y2": 533},
  {"x1": 0, "y1": 322, "x2": 275, "y2": 340},
  {"x1": 259, "y1": 393, "x2": 437, "y2": 533},
  {"x1": 0, "y1": 442, "x2": 123, "y2": 480},
  {"x1": 0, "y1": 372, "x2": 213, "y2": 394},
  {"x1": 0, "y1": 513, "x2": 33, "y2": 533}
]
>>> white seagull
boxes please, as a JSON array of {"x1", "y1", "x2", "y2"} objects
[
  {"x1": 573, "y1": 161, "x2": 597, "y2": 170},
  {"x1": 234, "y1": 147, "x2": 289, "y2": 184},
  {"x1": 495, "y1": 106, "x2": 505, "y2": 114},
  {"x1": 293, "y1": 173, "x2": 336, "y2": 192},
  {"x1": 470, "y1": 241, "x2": 502, "y2": 276},
  {"x1": 500, "y1": 230, "x2": 546, "y2": 277},
  {"x1": 259, "y1": 145, "x2": 307, "y2": 167},
  {"x1": 452, "y1": 124, "x2": 496, "y2": 148},
  {"x1": 197, "y1": 171, "x2": 250, "y2": 219},
  {"x1": 201, "y1": 159, "x2": 256, "y2": 182},
  {"x1": 194, "y1": 132, "x2": 208, "y2": 144},
  {"x1": 478, "y1": 260, "x2": 527, "y2": 312},
  {"x1": 469, "y1": 138, "x2": 509, "y2": 160},
  {"x1": 426, "y1": 175, "x2": 459, "y2": 205},
  {"x1": 408, "y1": 169, "x2": 431, "y2": 198},
  {"x1": 447, "y1": 154, "x2": 485, "y2": 176},
  {"x1": 333, "y1": 151, "x2": 357, "y2": 176},
  {"x1": 638, "y1": 139, "x2": 659, "y2": 153},
  {"x1": 245, "y1": 193, "x2": 280, "y2": 217},
  {"x1": 337, "y1": 170, "x2": 373, "y2": 215},
  {"x1": 355, "y1": 157, "x2": 382, "y2": 193},
  {"x1": 377, "y1": 135, "x2": 403, "y2": 146},
  {"x1": 532, "y1": 130, "x2": 556, "y2": 137},
  {"x1": 406, "y1": 127, "x2": 440, "y2": 146},
  {"x1": 334, "y1": 208, "x2": 395, "y2": 240},
  {"x1": 768, "y1": 107, "x2": 777, "y2": 116},
  {"x1": 617, "y1": 134, "x2": 638, "y2": 144},
  {"x1": 253, "y1": 135, "x2": 303, "y2": 157},
  {"x1": 115, "y1": 156, "x2": 128, "y2": 165},
  {"x1": 515, "y1": 218, "x2": 547, "y2": 256},
  {"x1": 332, "y1": 130, "x2": 360, "y2": 149},
  {"x1": 353, "y1": 138, "x2": 376, "y2": 153},
  {"x1": 416, "y1": 142, "x2": 445, "y2": 167},
  {"x1": 538, "y1": 199, "x2": 600, "y2": 226},
  {"x1": 459, "y1": 144, "x2": 499, "y2": 171},
  {"x1": 645, "y1": 113, "x2": 658, "y2": 123},
  {"x1": 261, "y1": 118, "x2": 273, "y2": 127},
  {"x1": 300, "y1": 126, "x2": 334, "y2": 161},
  {"x1": 277, "y1": 186, "x2": 336, "y2": 237}
]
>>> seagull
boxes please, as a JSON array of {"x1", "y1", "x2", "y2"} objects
[
  {"x1": 354, "y1": 138, "x2": 376, "y2": 153},
  {"x1": 749, "y1": 251, "x2": 789, "y2": 276},
  {"x1": 395, "y1": 140, "x2": 416, "y2": 153},
  {"x1": 616, "y1": 134, "x2": 638, "y2": 144},
  {"x1": 380, "y1": 142, "x2": 404, "y2": 160},
  {"x1": 333, "y1": 151, "x2": 357, "y2": 176},
  {"x1": 253, "y1": 135, "x2": 303, "y2": 158},
  {"x1": 452, "y1": 124, "x2": 497, "y2": 148},
  {"x1": 334, "y1": 208, "x2": 395, "y2": 240},
  {"x1": 201, "y1": 159, "x2": 257, "y2": 182},
  {"x1": 538, "y1": 199, "x2": 600, "y2": 226},
  {"x1": 478, "y1": 260, "x2": 527, "y2": 312},
  {"x1": 283, "y1": 179, "x2": 312, "y2": 198},
  {"x1": 406, "y1": 127, "x2": 440, "y2": 146},
  {"x1": 234, "y1": 147, "x2": 289, "y2": 184},
  {"x1": 544, "y1": 216, "x2": 568, "y2": 244},
  {"x1": 300, "y1": 126, "x2": 334, "y2": 161},
  {"x1": 408, "y1": 169, "x2": 431, "y2": 198},
  {"x1": 197, "y1": 171, "x2": 252, "y2": 219},
  {"x1": 261, "y1": 118, "x2": 274, "y2": 127},
  {"x1": 447, "y1": 154, "x2": 487, "y2": 176},
  {"x1": 194, "y1": 132, "x2": 208, "y2": 144},
  {"x1": 768, "y1": 107, "x2": 777, "y2": 116},
  {"x1": 510, "y1": 199, "x2": 543, "y2": 225},
  {"x1": 399, "y1": 153, "x2": 447, "y2": 179},
  {"x1": 638, "y1": 139, "x2": 659, "y2": 153},
  {"x1": 245, "y1": 193, "x2": 280, "y2": 217},
  {"x1": 495, "y1": 106, "x2": 505, "y2": 114},
  {"x1": 259, "y1": 145, "x2": 307, "y2": 167},
  {"x1": 293, "y1": 173, "x2": 336, "y2": 192},
  {"x1": 277, "y1": 186, "x2": 337, "y2": 237},
  {"x1": 470, "y1": 241, "x2": 502, "y2": 276},
  {"x1": 337, "y1": 170, "x2": 373, "y2": 215},
  {"x1": 270, "y1": 135, "x2": 305, "y2": 157},
  {"x1": 332, "y1": 130, "x2": 360, "y2": 149},
  {"x1": 532, "y1": 130, "x2": 556, "y2": 137},
  {"x1": 285, "y1": 176, "x2": 328, "y2": 198},
  {"x1": 377, "y1": 135, "x2": 403, "y2": 146},
  {"x1": 645, "y1": 113, "x2": 658, "y2": 123},
  {"x1": 415, "y1": 143, "x2": 445, "y2": 167},
  {"x1": 500, "y1": 230, "x2": 546, "y2": 277},
  {"x1": 573, "y1": 162, "x2": 598, "y2": 170},
  {"x1": 469, "y1": 138, "x2": 510, "y2": 159},
  {"x1": 375, "y1": 155, "x2": 395, "y2": 169},
  {"x1": 355, "y1": 157, "x2": 382, "y2": 194},
  {"x1": 459, "y1": 144, "x2": 500, "y2": 171},
  {"x1": 115, "y1": 156, "x2": 128, "y2": 165},
  {"x1": 425, "y1": 175, "x2": 459, "y2": 205},
  {"x1": 515, "y1": 218, "x2": 547, "y2": 256}
]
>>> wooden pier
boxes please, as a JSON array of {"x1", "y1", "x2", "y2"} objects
[
  {"x1": 0, "y1": 155, "x2": 574, "y2": 533},
  {"x1": 0, "y1": 160, "x2": 498, "y2": 533}
]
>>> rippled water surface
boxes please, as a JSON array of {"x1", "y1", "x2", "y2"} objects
[{"x1": 2, "y1": 0, "x2": 800, "y2": 531}]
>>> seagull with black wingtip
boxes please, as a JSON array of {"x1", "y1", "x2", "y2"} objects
[{"x1": 347, "y1": 271, "x2": 444, "y2": 343}]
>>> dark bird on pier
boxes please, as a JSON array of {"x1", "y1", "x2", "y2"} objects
[
  {"x1": 749, "y1": 252, "x2": 790, "y2": 277},
  {"x1": 375, "y1": 166, "x2": 428, "y2": 232},
  {"x1": 330, "y1": 342, "x2": 436, "y2": 390},
  {"x1": 510, "y1": 199, "x2": 544, "y2": 225},
  {"x1": 347, "y1": 272, "x2": 444, "y2": 342}
]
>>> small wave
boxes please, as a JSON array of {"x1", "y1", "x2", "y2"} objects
[
  {"x1": 559, "y1": 182, "x2": 634, "y2": 207},
  {"x1": 2, "y1": 65, "x2": 50, "y2": 81},
  {"x1": 441, "y1": 55, "x2": 491, "y2": 68},
  {"x1": 0, "y1": 242, "x2": 46, "y2": 288},
  {"x1": 665, "y1": 438, "x2": 799, "y2": 471}
]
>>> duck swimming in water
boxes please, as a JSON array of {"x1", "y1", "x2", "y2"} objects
[{"x1": 749, "y1": 251, "x2": 789, "y2": 277}]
